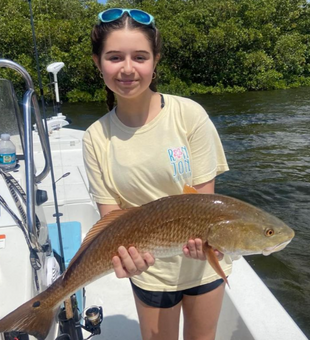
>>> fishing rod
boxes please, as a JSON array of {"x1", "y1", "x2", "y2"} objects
[{"x1": 27, "y1": 0, "x2": 66, "y2": 274}]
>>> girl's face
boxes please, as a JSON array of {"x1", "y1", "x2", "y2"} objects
[{"x1": 95, "y1": 28, "x2": 158, "y2": 100}]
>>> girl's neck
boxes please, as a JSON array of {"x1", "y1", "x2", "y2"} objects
[{"x1": 115, "y1": 90, "x2": 161, "y2": 128}]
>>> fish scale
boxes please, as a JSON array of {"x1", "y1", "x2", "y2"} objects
[{"x1": 0, "y1": 190, "x2": 294, "y2": 340}]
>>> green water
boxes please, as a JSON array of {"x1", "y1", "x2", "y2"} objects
[{"x1": 61, "y1": 87, "x2": 310, "y2": 337}]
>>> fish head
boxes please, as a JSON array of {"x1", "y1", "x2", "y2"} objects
[{"x1": 206, "y1": 212, "x2": 295, "y2": 256}]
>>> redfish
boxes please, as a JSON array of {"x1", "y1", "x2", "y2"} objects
[{"x1": 0, "y1": 185, "x2": 294, "y2": 339}]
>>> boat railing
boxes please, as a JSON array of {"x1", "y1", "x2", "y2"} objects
[{"x1": 0, "y1": 58, "x2": 52, "y2": 240}]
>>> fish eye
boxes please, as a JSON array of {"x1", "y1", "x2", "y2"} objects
[{"x1": 265, "y1": 228, "x2": 275, "y2": 237}]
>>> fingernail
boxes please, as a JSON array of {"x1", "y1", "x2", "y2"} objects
[
  {"x1": 129, "y1": 247, "x2": 137, "y2": 255},
  {"x1": 118, "y1": 246, "x2": 126, "y2": 255}
]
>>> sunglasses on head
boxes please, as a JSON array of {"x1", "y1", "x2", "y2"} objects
[{"x1": 98, "y1": 8, "x2": 155, "y2": 27}]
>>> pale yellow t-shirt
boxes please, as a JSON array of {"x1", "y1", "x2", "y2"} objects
[{"x1": 83, "y1": 94, "x2": 232, "y2": 291}]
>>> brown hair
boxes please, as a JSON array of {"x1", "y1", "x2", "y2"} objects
[{"x1": 91, "y1": 13, "x2": 162, "y2": 111}]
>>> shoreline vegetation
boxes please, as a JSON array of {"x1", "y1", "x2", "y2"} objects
[{"x1": 1, "y1": 0, "x2": 310, "y2": 104}]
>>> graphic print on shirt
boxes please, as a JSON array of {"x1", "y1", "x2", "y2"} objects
[{"x1": 167, "y1": 146, "x2": 191, "y2": 182}]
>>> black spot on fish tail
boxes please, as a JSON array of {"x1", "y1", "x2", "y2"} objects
[
  {"x1": 32, "y1": 301, "x2": 41, "y2": 308},
  {"x1": 0, "y1": 290, "x2": 57, "y2": 340}
]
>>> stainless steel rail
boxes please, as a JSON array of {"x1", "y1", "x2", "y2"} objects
[{"x1": 0, "y1": 58, "x2": 51, "y2": 240}]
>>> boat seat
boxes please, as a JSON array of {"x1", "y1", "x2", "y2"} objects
[{"x1": 47, "y1": 221, "x2": 84, "y2": 311}]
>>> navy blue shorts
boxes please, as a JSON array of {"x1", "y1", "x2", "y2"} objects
[{"x1": 130, "y1": 278, "x2": 224, "y2": 308}]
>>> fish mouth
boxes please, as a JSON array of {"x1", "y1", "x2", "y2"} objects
[{"x1": 263, "y1": 239, "x2": 292, "y2": 256}]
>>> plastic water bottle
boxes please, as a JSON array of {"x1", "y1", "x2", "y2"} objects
[{"x1": 0, "y1": 134, "x2": 16, "y2": 170}]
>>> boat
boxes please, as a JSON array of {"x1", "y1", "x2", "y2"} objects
[{"x1": 0, "y1": 59, "x2": 308, "y2": 340}]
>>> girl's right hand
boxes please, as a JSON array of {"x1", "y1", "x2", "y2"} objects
[
  {"x1": 183, "y1": 238, "x2": 224, "y2": 261},
  {"x1": 112, "y1": 246, "x2": 155, "y2": 278}
]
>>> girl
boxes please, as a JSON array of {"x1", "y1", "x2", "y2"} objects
[{"x1": 83, "y1": 8, "x2": 232, "y2": 340}]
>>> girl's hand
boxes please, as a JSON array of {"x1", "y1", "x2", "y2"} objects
[
  {"x1": 112, "y1": 246, "x2": 155, "y2": 278},
  {"x1": 183, "y1": 238, "x2": 224, "y2": 261}
]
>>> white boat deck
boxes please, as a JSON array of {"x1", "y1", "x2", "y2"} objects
[
  {"x1": 80, "y1": 257, "x2": 308, "y2": 340},
  {"x1": 34, "y1": 129, "x2": 90, "y2": 206}
]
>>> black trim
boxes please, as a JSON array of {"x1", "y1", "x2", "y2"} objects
[{"x1": 160, "y1": 93, "x2": 165, "y2": 109}]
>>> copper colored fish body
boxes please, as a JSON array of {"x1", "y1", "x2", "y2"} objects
[{"x1": 0, "y1": 188, "x2": 295, "y2": 339}]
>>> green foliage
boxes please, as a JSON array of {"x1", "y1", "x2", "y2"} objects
[
  {"x1": 0, "y1": 0, "x2": 103, "y2": 101},
  {"x1": 93, "y1": 88, "x2": 107, "y2": 102},
  {"x1": 67, "y1": 87, "x2": 107, "y2": 102},
  {"x1": 67, "y1": 89, "x2": 93, "y2": 102},
  {"x1": 274, "y1": 33, "x2": 307, "y2": 76},
  {"x1": 1, "y1": 0, "x2": 310, "y2": 100}
]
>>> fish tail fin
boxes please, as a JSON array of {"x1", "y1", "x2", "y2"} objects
[
  {"x1": 0, "y1": 289, "x2": 58, "y2": 340},
  {"x1": 204, "y1": 243, "x2": 230, "y2": 288}
]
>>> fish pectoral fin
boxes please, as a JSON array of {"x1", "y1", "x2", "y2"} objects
[
  {"x1": 183, "y1": 184, "x2": 199, "y2": 194},
  {"x1": 203, "y1": 243, "x2": 230, "y2": 288}
]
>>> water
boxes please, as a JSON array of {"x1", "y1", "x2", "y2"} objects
[
  {"x1": 61, "y1": 87, "x2": 310, "y2": 337},
  {"x1": 192, "y1": 89, "x2": 310, "y2": 337}
]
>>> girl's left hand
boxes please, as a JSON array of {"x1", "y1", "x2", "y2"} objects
[
  {"x1": 183, "y1": 238, "x2": 224, "y2": 261},
  {"x1": 112, "y1": 246, "x2": 155, "y2": 278}
]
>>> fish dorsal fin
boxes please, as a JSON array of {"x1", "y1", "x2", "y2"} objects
[
  {"x1": 65, "y1": 209, "x2": 129, "y2": 274},
  {"x1": 183, "y1": 184, "x2": 198, "y2": 194}
]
